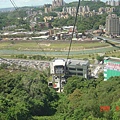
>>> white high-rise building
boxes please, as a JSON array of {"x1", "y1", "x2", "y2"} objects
[
  {"x1": 106, "y1": 14, "x2": 120, "y2": 35},
  {"x1": 106, "y1": 0, "x2": 120, "y2": 6}
]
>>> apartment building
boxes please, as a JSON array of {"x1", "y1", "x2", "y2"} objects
[
  {"x1": 62, "y1": 6, "x2": 90, "y2": 16},
  {"x1": 106, "y1": 14, "x2": 120, "y2": 36},
  {"x1": 106, "y1": 0, "x2": 120, "y2": 6},
  {"x1": 52, "y1": 0, "x2": 65, "y2": 7}
]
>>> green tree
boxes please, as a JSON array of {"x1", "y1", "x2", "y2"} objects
[
  {"x1": 96, "y1": 55, "x2": 104, "y2": 62},
  {"x1": 0, "y1": 68, "x2": 59, "y2": 119}
]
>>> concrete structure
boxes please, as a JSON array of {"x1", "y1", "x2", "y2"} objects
[
  {"x1": 106, "y1": 14, "x2": 120, "y2": 36},
  {"x1": 50, "y1": 58, "x2": 90, "y2": 91},
  {"x1": 50, "y1": 58, "x2": 66, "y2": 91},
  {"x1": 98, "y1": 7, "x2": 115, "y2": 14},
  {"x1": 62, "y1": 6, "x2": 90, "y2": 16},
  {"x1": 104, "y1": 57, "x2": 120, "y2": 81},
  {"x1": 50, "y1": 58, "x2": 66, "y2": 74},
  {"x1": 44, "y1": 6, "x2": 52, "y2": 13},
  {"x1": 44, "y1": 16, "x2": 54, "y2": 22},
  {"x1": 106, "y1": 0, "x2": 120, "y2": 6},
  {"x1": 65, "y1": 59, "x2": 90, "y2": 79},
  {"x1": 52, "y1": 0, "x2": 65, "y2": 7}
]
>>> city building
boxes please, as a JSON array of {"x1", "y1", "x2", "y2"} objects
[
  {"x1": 98, "y1": 7, "x2": 115, "y2": 14},
  {"x1": 52, "y1": 0, "x2": 65, "y2": 7},
  {"x1": 62, "y1": 6, "x2": 90, "y2": 16},
  {"x1": 49, "y1": 58, "x2": 90, "y2": 91},
  {"x1": 106, "y1": 0, "x2": 120, "y2": 6},
  {"x1": 104, "y1": 57, "x2": 120, "y2": 81},
  {"x1": 44, "y1": 6, "x2": 52, "y2": 13},
  {"x1": 65, "y1": 59, "x2": 90, "y2": 79},
  {"x1": 50, "y1": 58, "x2": 66, "y2": 75},
  {"x1": 106, "y1": 14, "x2": 120, "y2": 36},
  {"x1": 50, "y1": 58, "x2": 66, "y2": 91},
  {"x1": 44, "y1": 16, "x2": 54, "y2": 22}
]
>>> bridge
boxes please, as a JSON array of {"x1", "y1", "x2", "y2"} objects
[{"x1": 96, "y1": 36, "x2": 120, "y2": 44}]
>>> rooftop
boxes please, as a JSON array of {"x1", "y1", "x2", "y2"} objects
[
  {"x1": 52, "y1": 58, "x2": 89, "y2": 66},
  {"x1": 66, "y1": 59, "x2": 89, "y2": 66}
]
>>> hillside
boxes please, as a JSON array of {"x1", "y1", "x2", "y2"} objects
[
  {"x1": 0, "y1": 65, "x2": 120, "y2": 120},
  {"x1": 65, "y1": 1, "x2": 106, "y2": 11}
]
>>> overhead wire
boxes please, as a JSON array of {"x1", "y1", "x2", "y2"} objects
[
  {"x1": 9, "y1": 0, "x2": 47, "y2": 58},
  {"x1": 0, "y1": 1, "x2": 17, "y2": 65},
  {"x1": 0, "y1": 0, "x2": 18, "y2": 65},
  {"x1": 10, "y1": 0, "x2": 18, "y2": 10},
  {"x1": 67, "y1": 0, "x2": 81, "y2": 60},
  {"x1": 0, "y1": 1, "x2": 47, "y2": 69},
  {"x1": 11, "y1": 0, "x2": 17, "y2": 8},
  {"x1": 4, "y1": 0, "x2": 81, "y2": 64}
]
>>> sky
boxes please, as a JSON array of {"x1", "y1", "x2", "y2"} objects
[{"x1": 0, "y1": 0, "x2": 80, "y2": 8}]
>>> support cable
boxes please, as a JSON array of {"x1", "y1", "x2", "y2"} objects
[
  {"x1": 9, "y1": 0, "x2": 47, "y2": 59},
  {"x1": 0, "y1": 1, "x2": 18, "y2": 65},
  {"x1": 67, "y1": 0, "x2": 81, "y2": 60},
  {"x1": 10, "y1": 0, "x2": 18, "y2": 10}
]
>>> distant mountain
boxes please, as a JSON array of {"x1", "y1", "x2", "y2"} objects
[
  {"x1": 0, "y1": 7, "x2": 15, "y2": 12},
  {"x1": 0, "y1": 5, "x2": 43, "y2": 12}
]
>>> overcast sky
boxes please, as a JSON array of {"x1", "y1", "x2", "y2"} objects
[{"x1": 0, "y1": 0, "x2": 105, "y2": 9}]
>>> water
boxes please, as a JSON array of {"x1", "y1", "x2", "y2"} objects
[{"x1": 0, "y1": 46, "x2": 119, "y2": 56}]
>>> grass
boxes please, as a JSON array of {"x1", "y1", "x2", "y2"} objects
[
  {"x1": 104, "y1": 50, "x2": 120, "y2": 58},
  {"x1": 0, "y1": 40, "x2": 110, "y2": 51},
  {"x1": 49, "y1": 41, "x2": 109, "y2": 50},
  {"x1": 0, "y1": 40, "x2": 120, "y2": 64},
  {"x1": 33, "y1": 115, "x2": 64, "y2": 120},
  {"x1": 1, "y1": 50, "x2": 120, "y2": 65},
  {"x1": 0, "y1": 41, "x2": 40, "y2": 50}
]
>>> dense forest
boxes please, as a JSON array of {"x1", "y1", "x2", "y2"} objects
[
  {"x1": 0, "y1": 64, "x2": 120, "y2": 120},
  {"x1": 0, "y1": 10, "x2": 29, "y2": 30},
  {"x1": 0, "y1": 65, "x2": 58, "y2": 120}
]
